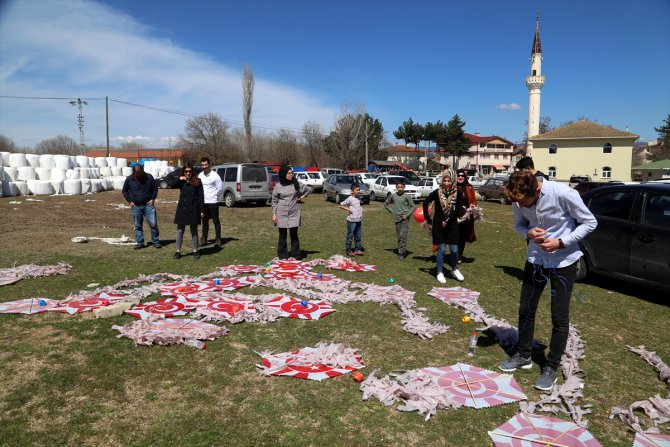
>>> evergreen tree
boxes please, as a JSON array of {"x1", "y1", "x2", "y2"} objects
[
  {"x1": 443, "y1": 115, "x2": 471, "y2": 168},
  {"x1": 393, "y1": 117, "x2": 424, "y2": 148},
  {"x1": 654, "y1": 114, "x2": 670, "y2": 147}
]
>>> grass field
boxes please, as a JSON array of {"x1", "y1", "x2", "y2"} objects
[{"x1": 1, "y1": 189, "x2": 668, "y2": 447}]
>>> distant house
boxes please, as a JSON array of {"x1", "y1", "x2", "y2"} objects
[
  {"x1": 631, "y1": 159, "x2": 670, "y2": 182},
  {"x1": 85, "y1": 148, "x2": 184, "y2": 165},
  {"x1": 456, "y1": 134, "x2": 515, "y2": 175},
  {"x1": 381, "y1": 145, "x2": 430, "y2": 170},
  {"x1": 528, "y1": 120, "x2": 639, "y2": 182}
]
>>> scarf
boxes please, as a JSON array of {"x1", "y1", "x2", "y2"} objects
[{"x1": 438, "y1": 169, "x2": 457, "y2": 218}]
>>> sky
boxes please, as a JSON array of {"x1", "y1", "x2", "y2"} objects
[{"x1": 0, "y1": 0, "x2": 669, "y2": 150}]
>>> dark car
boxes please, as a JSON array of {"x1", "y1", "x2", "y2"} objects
[
  {"x1": 573, "y1": 181, "x2": 624, "y2": 196},
  {"x1": 569, "y1": 175, "x2": 592, "y2": 188},
  {"x1": 478, "y1": 178, "x2": 509, "y2": 204},
  {"x1": 156, "y1": 167, "x2": 203, "y2": 189},
  {"x1": 577, "y1": 183, "x2": 670, "y2": 292},
  {"x1": 323, "y1": 174, "x2": 371, "y2": 204}
]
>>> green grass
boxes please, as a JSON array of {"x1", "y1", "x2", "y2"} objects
[{"x1": 0, "y1": 190, "x2": 668, "y2": 447}]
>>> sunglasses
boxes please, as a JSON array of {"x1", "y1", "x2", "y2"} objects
[
  {"x1": 184, "y1": 169, "x2": 193, "y2": 173},
  {"x1": 457, "y1": 175, "x2": 465, "y2": 178}
]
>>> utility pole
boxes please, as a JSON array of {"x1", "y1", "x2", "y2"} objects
[
  {"x1": 105, "y1": 96, "x2": 110, "y2": 157},
  {"x1": 365, "y1": 120, "x2": 369, "y2": 171},
  {"x1": 69, "y1": 98, "x2": 88, "y2": 155},
  {"x1": 168, "y1": 137, "x2": 172, "y2": 165}
]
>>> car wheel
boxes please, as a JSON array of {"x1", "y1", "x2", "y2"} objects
[
  {"x1": 479, "y1": 192, "x2": 487, "y2": 202},
  {"x1": 255, "y1": 200, "x2": 266, "y2": 207},
  {"x1": 224, "y1": 192, "x2": 236, "y2": 208},
  {"x1": 324, "y1": 192, "x2": 329, "y2": 202},
  {"x1": 576, "y1": 254, "x2": 588, "y2": 282},
  {"x1": 159, "y1": 180, "x2": 169, "y2": 189},
  {"x1": 335, "y1": 193, "x2": 342, "y2": 204},
  {"x1": 370, "y1": 191, "x2": 377, "y2": 202},
  {"x1": 499, "y1": 194, "x2": 508, "y2": 205}
]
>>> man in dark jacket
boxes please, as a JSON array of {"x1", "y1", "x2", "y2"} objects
[{"x1": 122, "y1": 163, "x2": 161, "y2": 249}]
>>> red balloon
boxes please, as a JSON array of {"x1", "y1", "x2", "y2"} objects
[{"x1": 413, "y1": 207, "x2": 425, "y2": 223}]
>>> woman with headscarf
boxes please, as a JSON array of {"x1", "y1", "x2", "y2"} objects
[
  {"x1": 456, "y1": 169, "x2": 478, "y2": 263},
  {"x1": 173, "y1": 162, "x2": 205, "y2": 259},
  {"x1": 271, "y1": 165, "x2": 311, "y2": 259},
  {"x1": 422, "y1": 169, "x2": 465, "y2": 283}
]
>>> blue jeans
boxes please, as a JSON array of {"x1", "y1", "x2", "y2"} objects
[
  {"x1": 131, "y1": 204, "x2": 159, "y2": 246},
  {"x1": 436, "y1": 243, "x2": 459, "y2": 274},
  {"x1": 345, "y1": 221, "x2": 362, "y2": 252}
]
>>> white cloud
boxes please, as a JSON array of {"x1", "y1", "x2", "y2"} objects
[
  {"x1": 0, "y1": 0, "x2": 338, "y2": 148},
  {"x1": 497, "y1": 103, "x2": 522, "y2": 111}
]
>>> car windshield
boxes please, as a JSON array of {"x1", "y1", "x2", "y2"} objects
[
  {"x1": 335, "y1": 175, "x2": 361, "y2": 184},
  {"x1": 386, "y1": 177, "x2": 404, "y2": 185},
  {"x1": 308, "y1": 173, "x2": 321, "y2": 179}
]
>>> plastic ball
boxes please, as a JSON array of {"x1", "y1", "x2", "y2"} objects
[
  {"x1": 264, "y1": 262, "x2": 270, "y2": 267},
  {"x1": 316, "y1": 273, "x2": 323, "y2": 279},
  {"x1": 389, "y1": 278, "x2": 395, "y2": 284},
  {"x1": 37, "y1": 299, "x2": 47, "y2": 306},
  {"x1": 101, "y1": 299, "x2": 110, "y2": 306},
  {"x1": 353, "y1": 371, "x2": 364, "y2": 382},
  {"x1": 461, "y1": 315, "x2": 471, "y2": 323},
  {"x1": 265, "y1": 267, "x2": 271, "y2": 272},
  {"x1": 300, "y1": 299, "x2": 308, "y2": 307},
  {"x1": 413, "y1": 207, "x2": 426, "y2": 223},
  {"x1": 214, "y1": 279, "x2": 221, "y2": 286}
]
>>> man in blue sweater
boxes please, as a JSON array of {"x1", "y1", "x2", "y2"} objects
[{"x1": 122, "y1": 163, "x2": 161, "y2": 250}]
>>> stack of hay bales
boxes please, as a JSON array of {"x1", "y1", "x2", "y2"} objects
[{"x1": 0, "y1": 152, "x2": 169, "y2": 198}]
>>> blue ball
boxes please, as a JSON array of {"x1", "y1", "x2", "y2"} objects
[
  {"x1": 389, "y1": 278, "x2": 395, "y2": 284},
  {"x1": 316, "y1": 273, "x2": 323, "y2": 278},
  {"x1": 300, "y1": 299, "x2": 308, "y2": 307},
  {"x1": 38, "y1": 299, "x2": 47, "y2": 306},
  {"x1": 214, "y1": 279, "x2": 220, "y2": 286}
]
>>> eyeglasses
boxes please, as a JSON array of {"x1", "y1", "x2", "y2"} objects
[{"x1": 457, "y1": 175, "x2": 465, "y2": 178}]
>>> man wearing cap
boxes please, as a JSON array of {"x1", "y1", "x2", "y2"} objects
[{"x1": 122, "y1": 163, "x2": 161, "y2": 249}]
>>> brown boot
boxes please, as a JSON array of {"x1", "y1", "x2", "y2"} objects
[
  {"x1": 214, "y1": 237, "x2": 222, "y2": 247},
  {"x1": 200, "y1": 237, "x2": 208, "y2": 246}
]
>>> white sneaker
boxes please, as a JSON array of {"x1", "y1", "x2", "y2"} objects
[
  {"x1": 436, "y1": 273, "x2": 447, "y2": 284},
  {"x1": 452, "y1": 269, "x2": 464, "y2": 282}
]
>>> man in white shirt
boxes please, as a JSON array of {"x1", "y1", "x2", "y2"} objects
[{"x1": 198, "y1": 157, "x2": 224, "y2": 247}]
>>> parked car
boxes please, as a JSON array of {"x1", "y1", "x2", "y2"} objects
[
  {"x1": 350, "y1": 172, "x2": 379, "y2": 189},
  {"x1": 389, "y1": 170, "x2": 422, "y2": 185},
  {"x1": 478, "y1": 178, "x2": 509, "y2": 204},
  {"x1": 569, "y1": 175, "x2": 592, "y2": 188},
  {"x1": 156, "y1": 167, "x2": 203, "y2": 189},
  {"x1": 573, "y1": 181, "x2": 624, "y2": 196},
  {"x1": 211, "y1": 163, "x2": 270, "y2": 207},
  {"x1": 320, "y1": 167, "x2": 344, "y2": 178},
  {"x1": 467, "y1": 175, "x2": 485, "y2": 188},
  {"x1": 323, "y1": 174, "x2": 371, "y2": 204},
  {"x1": 268, "y1": 173, "x2": 279, "y2": 193},
  {"x1": 577, "y1": 183, "x2": 670, "y2": 293},
  {"x1": 370, "y1": 175, "x2": 420, "y2": 202},
  {"x1": 416, "y1": 177, "x2": 439, "y2": 198},
  {"x1": 295, "y1": 171, "x2": 325, "y2": 192}
]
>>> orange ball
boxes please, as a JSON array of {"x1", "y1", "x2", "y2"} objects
[
  {"x1": 353, "y1": 371, "x2": 364, "y2": 382},
  {"x1": 461, "y1": 315, "x2": 471, "y2": 323}
]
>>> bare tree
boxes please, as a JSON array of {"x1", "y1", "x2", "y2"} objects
[
  {"x1": 120, "y1": 141, "x2": 147, "y2": 150},
  {"x1": 302, "y1": 121, "x2": 324, "y2": 166},
  {"x1": 323, "y1": 104, "x2": 367, "y2": 169},
  {"x1": 242, "y1": 64, "x2": 255, "y2": 157},
  {"x1": 177, "y1": 113, "x2": 231, "y2": 163},
  {"x1": 273, "y1": 129, "x2": 299, "y2": 164},
  {"x1": 0, "y1": 135, "x2": 17, "y2": 152},
  {"x1": 35, "y1": 135, "x2": 79, "y2": 155}
]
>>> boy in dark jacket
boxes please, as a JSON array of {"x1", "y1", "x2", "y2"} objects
[
  {"x1": 384, "y1": 180, "x2": 415, "y2": 259},
  {"x1": 122, "y1": 163, "x2": 161, "y2": 249}
]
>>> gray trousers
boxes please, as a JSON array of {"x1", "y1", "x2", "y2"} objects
[{"x1": 395, "y1": 220, "x2": 409, "y2": 255}]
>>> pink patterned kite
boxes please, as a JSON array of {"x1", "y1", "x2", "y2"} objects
[
  {"x1": 489, "y1": 412, "x2": 602, "y2": 447},
  {"x1": 126, "y1": 297, "x2": 198, "y2": 319},
  {"x1": 257, "y1": 343, "x2": 364, "y2": 381},
  {"x1": 194, "y1": 298, "x2": 256, "y2": 319},
  {"x1": 160, "y1": 277, "x2": 256, "y2": 297},
  {"x1": 0, "y1": 298, "x2": 59, "y2": 314},
  {"x1": 51, "y1": 292, "x2": 125, "y2": 314},
  {"x1": 633, "y1": 433, "x2": 670, "y2": 447},
  {"x1": 264, "y1": 295, "x2": 336, "y2": 320},
  {"x1": 420, "y1": 363, "x2": 526, "y2": 409},
  {"x1": 217, "y1": 264, "x2": 263, "y2": 275},
  {"x1": 322, "y1": 258, "x2": 376, "y2": 272},
  {"x1": 112, "y1": 316, "x2": 228, "y2": 346},
  {"x1": 428, "y1": 286, "x2": 480, "y2": 306}
]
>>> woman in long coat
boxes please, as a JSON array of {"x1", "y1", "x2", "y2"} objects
[
  {"x1": 456, "y1": 168, "x2": 478, "y2": 263},
  {"x1": 422, "y1": 169, "x2": 465, "y2": 284},
  {"x1": 173, "y1": 162, "x2": 205, "y2": 259},
  {"x1": 271, "y1": 165, "x2": 311, "y2": 259}
]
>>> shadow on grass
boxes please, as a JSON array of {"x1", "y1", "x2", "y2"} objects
[
  {"x1": 581, "y1": 274, "x2": 670, "y2": 306},
  {"x1": 494, "y1": 264, "x2": 525, "y2": 281}
]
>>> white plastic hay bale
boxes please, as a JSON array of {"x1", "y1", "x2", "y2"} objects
[
  {"x1": 94, "y1": 157, "x2": 107, "y2": 168},
  {"x1": 78, "y1": 167, "x2": 90, "y2": 179},
  {"x1": 69, "y1": 155, "x2": 77, "y2": 167},
  {"x1": 105, "y1": 157, "x2": 117, "y2": 167},
  {"x1": 2, "y1": 180, "x2": 16, "y2": 196},
  {"x1": 17, "y1": 166, "x2": 36, "y2": 181},
  {"x1": 91, "y1": 179, "x2": 103, "y2": 193},
  {"x1": 80, "y1": 178, "x2": 91, "y2": 194},
  {"x1": 0, "y1": 180, "x2": 3, "y2": 198},
  {"x1": 65, "y1": 169, "x2": 79, "y2": 180},
  {"x1": 4, "y1": 166, "x2": 18, "y2": 181},
  {"x1": 75, "y1": 155, "x2": 89, "y2": 167},
  {"x1": 112, "y1": 176, "x2": 126, "y2": 190},
  {"x1": 40, "y1": 154, "x2": 55, "y2": 169},
  {"x1": 90, "y1": 167, "x2": 101, "y2": 179},
  {"x1": 100, "y1": 166, "x2": 113, "y2": 177},
  {"x1": 110, "y1": 166, "x2": 122, "y2": 176},
  {"x1": 54, "y1": 155, "x2": 71, "y2": 170},
  {"x1": 101, "y1": 177, "x2": 111, "y2": 190},
  {"x1": 51, "y1": 178, "x2": 64, "y2": 194},
  {"x1": 27, "y1": 179, "x2": 53, "y2": 195},
  {"x1": 88, "y1": 157, "x2": 95, "y2": 167},
  {"x1": 0, "y1": 166, "x2": 3, "y2": 181},
  {"x1": 0, "y1": 151, "x2": 10, "y2": 166},
  {"x1": 25, "y1": 154, "x2": 41, "y2": 167},
  {"x1": 63, "y1": 179, "x2": 82, "y2": 195},
  {"x1": 11, "y1": 180, "x2": 29, "y2": 196},
  {"x1": 34, "y1": 167, "x2": 51, "y2": 180},
  {"x1": 121, "y1": 166, "x2": 132, "y2": 176},
  {"x1": 8, "y1": 153, "x2": 28, "y2": 168},
  {"x1": 116, "y1": 158, "x2": 128, "y2": 167}
]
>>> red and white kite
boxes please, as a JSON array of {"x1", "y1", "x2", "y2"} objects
[
  {"x1": 489, "y1": 412, "x2": 602, "y2": 447},
  {"x1": 51, "y1": 292, "x2": 125, "y2": 314},
  {"x1": 420, "y1": 363, "x2": 526, "y2": 409},
  {"x1": 194, "y1": 298, "x2": 256, "y2": 319},
  {"x1": 126, "y1": 297, "x2": 198, "y2": 319},
  {"x1": 633, "y1": 433, "x2": 670, "y2": 447},
  {"x1": 258, "y1": 345, "x2": 364, "y2": 381},
  {"x1": 264, "y1": 295, "x2": 335, "y2": 320},
  {"x1": 217, "y1": 264, "x2": 262, "y2": 275},
  {"x1": 322, "y1": 258, "x2": 376, "y2": 272},
  {"x1": 428, "y1": 286, "x2": 480, "y2": 306},
  {"x1": 0, "y1": 298, "x2": 59, "y2": 314},
  {"x1": 112, "y1": 317, "x2": 228, "y2": 346}
]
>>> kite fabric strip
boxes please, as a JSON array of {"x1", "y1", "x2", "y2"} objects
[
  {"x1": 632, "y1": 432, "x2": 670, "y2": 447},
  {"x1": 112, "y1": 315, "x2": 228, "y2": 346},
  {"x1": 0, "y1": 262, "x2": 72, "y2": 286},
  {"x1": 489, "y1": 412, "x2": 603, "y2": 447},
  {"x1": 256, "y1": 342, "x2": 364, "y2": 381},
  {"x1": 0, "y1": 298, "x2": 59, "y2": 314}
]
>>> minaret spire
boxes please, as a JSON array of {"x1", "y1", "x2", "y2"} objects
[{"x1": 525, "y1": 13, "x2": 545, "y2": 154}]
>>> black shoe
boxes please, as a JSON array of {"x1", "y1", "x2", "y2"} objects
[
  {"x1": 214, "y1": 237, "x2": 222, "y2": 247},
  {"x1": 200, "y1": 237, "x2": 208, "y2": 246},
  {"x1": 134, "y1": 244, "x2": 144, "y2": 250},
  {"x1": 193, "y1": 251, "x2": 201, "y2": 259},
  {"x1": 154, "y1": 243, "x2": 162, "y2": 249},
  {"x1": 173, "y1": 252, "x2": 181, "y2": 260},
  {"x1": 398, "y1": 253, "x2": 405, "y2": 260}
]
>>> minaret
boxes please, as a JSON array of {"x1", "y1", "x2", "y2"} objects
[{"x1": 525, "y1": 15, "x2": 544, "y2": 154}]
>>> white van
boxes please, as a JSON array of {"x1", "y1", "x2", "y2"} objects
[
  {"x1": 320, "y1": 167, "x2": 343, "y2": 178},
  {"x1": 295, "y1": 171, "x2": 325, "y2": 192},
  {"x1": 212, "y1": 163, "x2": 270, "y2": 207}
]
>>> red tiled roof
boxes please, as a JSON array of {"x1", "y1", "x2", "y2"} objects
[
  {"x1": 85, "y1": 148, "x2": 184, "y2": 159},
  {"x1": 464, "y1": 133, "x2": 515, "y2": 145}
]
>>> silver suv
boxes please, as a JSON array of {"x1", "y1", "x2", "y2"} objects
[{"x1": 212, "y1": 163, "x2": 270, "y2": 207}]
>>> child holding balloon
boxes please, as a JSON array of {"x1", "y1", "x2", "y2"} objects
[{"x1": 422, "y1": 169, "x2": 465, "y2": 283}]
